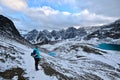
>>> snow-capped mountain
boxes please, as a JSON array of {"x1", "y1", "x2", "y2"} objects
[
  {"x1": 23, "y1": 29, "x2": 39, "y2": 43},
  {"x1": 24, "y1": 27, "x2": 87, "y2": 44},
  {"x1": 1, "y1": 15, "x2": 120, "y2": 80},
  {"x1": 24, "y1": 19, "x2": 120, "y2": 45},
  {"x1": 84, "y1": 26, "x2": 101, "y2": 34},
  {"x1": 84, "y1": 19, "x2": 120, "y2": 40}
]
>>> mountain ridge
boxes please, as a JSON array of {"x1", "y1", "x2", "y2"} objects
[
  {"x1": 0, "y1": 15, "x2": 32, "y2": 47},
  {"x1": 84, "y1": 19, "x2": 120, "y2": 40},
  {"x1": 0, "y1": 15, "x2": 21, "y2": 38},
  {"x1": 24, "y1": 27, "x2": 87, "y2": 44},
  {"x1": 23, "y1": 19, "x2": 120, "y2": 45}
]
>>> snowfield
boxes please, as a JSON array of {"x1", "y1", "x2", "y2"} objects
[
  {"x1": 0, "y1": 37, "x2": 120, "y2": 80},
  {"x1": 0, "y1": 37, "x2": 57, "y2": 80},
  {"x1": 40, "y1": 39, "x2": 120, "y2": 80}
]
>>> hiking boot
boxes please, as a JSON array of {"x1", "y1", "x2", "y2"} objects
[{"x1": 36, "y1": 69, "x2": 39, "y2": 71}]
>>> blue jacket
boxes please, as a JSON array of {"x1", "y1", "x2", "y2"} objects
[{"x1": 33, "y1": 48, "x2": 40, "y2": 59}]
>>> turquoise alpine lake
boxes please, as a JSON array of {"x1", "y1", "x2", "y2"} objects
[
  {"x1": 48, "y1": 52, "x2": 56, "y2": 57},
  {"x1": 98, "y1": 43, "x2": 120, "y2": 51}
]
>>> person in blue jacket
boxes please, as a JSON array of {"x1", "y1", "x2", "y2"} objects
[{"x1": 32, "y1": 46, "x2": 41, "y2": 71}]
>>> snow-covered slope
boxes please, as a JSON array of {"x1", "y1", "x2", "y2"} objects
[
  {"x1": 0, "y1": 36, "x2": 58, "y2": 80},
  {"x1": 1, "y1": 36, "x2": 120, "y2": 80},
  {"x1": 40, "y1": 40, "x2": 120, "y2": 80},
  {"x1": 0, "y1": 15, "x2": 57, "y2": 80}
]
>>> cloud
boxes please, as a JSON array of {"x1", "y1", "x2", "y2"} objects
[
  {"x1": 41, "y1": 0, "x2": 120, "y2": 17},
  {"x1": 75, "y1": 0, "x2": 120, "y2": 17},
  {"x1": 71, "y1": 9, "x2": 117, "y2": 26},
  {"x1": 55, "y1": 0, "x2": 76, "y2": 5},
  {"x1": 22, "y1": 6, "x2": 117, "y2": 31},
  {"x1": 73, "y1": 9, "x2": 116, "y2": 21},
  {"x1": 0, "y1": 0, "x2": 27, "y2": 11},
  {"x1": 36, "y1": 0, "x2": 76, "y2": 5},
  {"x1": 0, "y1": 0, "x2": 119, "y2": 31},
  {"x1": 37, "y1": 6, "x2": 59, "y2": 16},
  {"x1": 0, "y1": 6, "x2": 2, "y2": 11},
  {"x1": 62, "y1": 12, "x2": 71, "y2": 15}
]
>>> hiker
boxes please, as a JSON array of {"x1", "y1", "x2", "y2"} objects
[{"x1": 31, "y1": 46, "x2": 41, "y2": 71}]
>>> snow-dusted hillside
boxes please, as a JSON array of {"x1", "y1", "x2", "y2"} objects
[
  {"x1": 0, "y1": 15, "x2": 57, "y2": 80},
  {"x1": 1, "y1": 35, "x2": 120, "y2": 80},
  {"x1": 0, "y1": 36, "x2": 59, "y2": 80},
  {"x1": 1, "y1": 15, "x2": 120, "y2": 80},
  {"x1": 40, "y1": 40, "x2": 120, "y2": 80}
]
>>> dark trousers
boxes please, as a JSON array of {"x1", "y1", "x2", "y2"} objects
[{"x1": 34, "y1": 58, "x2": 40, "y2": 70}]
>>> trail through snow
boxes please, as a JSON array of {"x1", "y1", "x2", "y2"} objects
[
  {"x1": 0, "y1": 38, "x2": 57, "y2": 80},
  {"x1": 23, "y1": 49, "x2": 57, "y2": 80}
]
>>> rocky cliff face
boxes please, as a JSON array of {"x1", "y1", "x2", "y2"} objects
[
  {"x1": 0, "y1": 15, "x2": 21, "y2": 38},
  {"x1": 0, "y1": 15, "x2": 32, "y2": 47}
]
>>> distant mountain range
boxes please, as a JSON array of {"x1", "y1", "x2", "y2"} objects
[
  {"x1": 24, "y1": 27, "x2": 87, "y2": 44},
  {"x1": 1, "y1": 14, "x2": 120, "y2": 45},
  {"x1": 24, "y1": 19, "x2": 120, "y2": 44}
]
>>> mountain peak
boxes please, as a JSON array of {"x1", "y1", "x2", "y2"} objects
[
  {"x1": 0, "y1": 15, "x2": 21, "y2": 37},
  {"x1": 30, "y1": 29, "x2": 38, "y2": 33},
  {"x1": 114, "y1": 19, "x2": 120, "y2": 24},
  {"x1": 24, "y1": 27, "x2": 87, "y2": 44}
]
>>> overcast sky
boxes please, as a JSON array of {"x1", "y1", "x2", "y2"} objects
[{"x1": 0, "y1": 0, "x2": 120, "y2": 31}]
